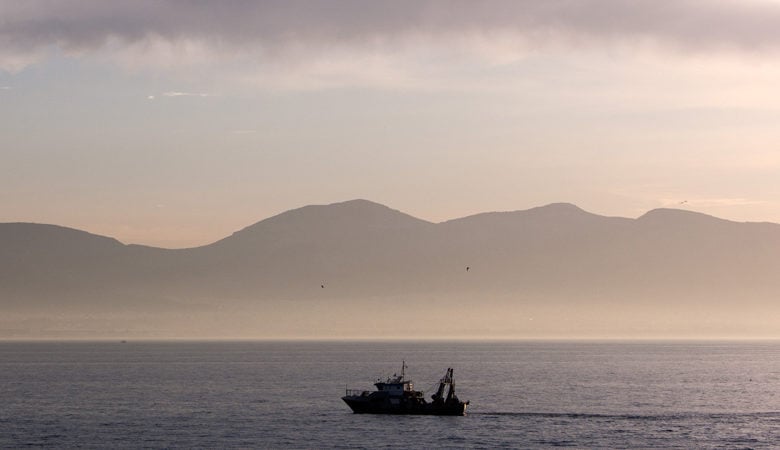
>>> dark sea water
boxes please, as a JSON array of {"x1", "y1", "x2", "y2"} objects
[{"x1": 1, "y1": 340, "x2": 779, "y2": 448}]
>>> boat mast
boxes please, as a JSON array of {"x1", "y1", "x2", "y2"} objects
[
  {"x1": 432, "y1": 367, "x2": 451, "y2": 402},
  {"x1": 445, "y1": 368, "x2": 455, "y2": 403}
]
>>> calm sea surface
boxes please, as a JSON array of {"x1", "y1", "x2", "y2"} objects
[{"x1": 1, "y1": 340, "x2": 779, "y2": 448}]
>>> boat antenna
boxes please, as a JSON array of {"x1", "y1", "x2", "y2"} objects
[{"x1": 402, "y1": 360, "x2": 407, "y2": 380}]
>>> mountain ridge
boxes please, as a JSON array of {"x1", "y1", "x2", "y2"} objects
[
  {"x1": 3, "y1": 199, "x2": 768, "y2": 249},
  {"x1": 2, "y1": 199, "x2": 779, "y2": 338}
]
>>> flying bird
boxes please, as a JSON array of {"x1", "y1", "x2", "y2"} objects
[
  {"x1": 466, "y1": 266, "x2": 470, "y2": 272},
  {"x1": 321, "y1": 284, "x2": 325, "y2": 289}
]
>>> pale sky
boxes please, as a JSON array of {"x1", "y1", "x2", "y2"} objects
[{"x1": 2, "y1": 0, "x2": 780, "y2": 248}]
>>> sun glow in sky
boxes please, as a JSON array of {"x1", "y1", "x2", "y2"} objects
[{"x1": 2, "y1": 0, "x2": 780, "y2": 248}]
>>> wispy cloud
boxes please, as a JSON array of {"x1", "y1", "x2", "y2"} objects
[
  {"x1": 146, "y1": 92, "x2": 210, "y2": 100},
  {"x1": 161, "y1": 91, "x2": 209, "y2": 98},
  {"x1": 4, "y1": 0, "x2": 780, "y2": 73},
  {"x1": 0, "y1": 86, "x2": 11, "y2": 90},
  {"x1": 660, "y1": 197, "x2": 768, "y2": 208}
]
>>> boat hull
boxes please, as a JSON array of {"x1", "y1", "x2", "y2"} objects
[{"x1": 342, "y1": 394, "x2": 468, "y2": 416}]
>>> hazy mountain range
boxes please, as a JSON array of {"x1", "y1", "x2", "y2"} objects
[{"x1": 2, "y1": 199, "x2": 779, "y2": 339}]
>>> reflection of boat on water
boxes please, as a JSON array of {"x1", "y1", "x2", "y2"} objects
[{"x1": 342, "y1": 361, "x2": 469, "y2": 415}]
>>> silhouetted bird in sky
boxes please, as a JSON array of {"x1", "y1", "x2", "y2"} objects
[
  {"x1": 321, "y1": 284, "x2": 325, "y2": 288},
  {"x1": 466, "y1": 266, "x2": 470, "y2": 272}
]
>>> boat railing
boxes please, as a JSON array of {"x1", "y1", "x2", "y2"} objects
[{"x1": 345, "y1": 389, "x2": 369, "y2": 397}]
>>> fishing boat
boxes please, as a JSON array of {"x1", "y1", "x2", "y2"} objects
[{"x1": 342, "y1": 362, "x2": 469, "y2": 415}]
